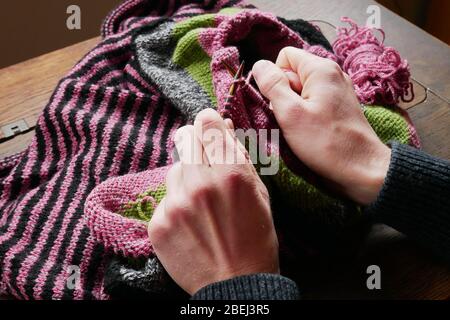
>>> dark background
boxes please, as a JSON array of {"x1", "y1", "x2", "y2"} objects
[
  {"x1": 0, "y1": 0, "x2": 449, "y2": 69},
  {"x1": 378, "y1": 0, "x2": 450, "y2": 44},
  {"x1": 0, "y1": 0, "x2": 122, "y2": 69}
]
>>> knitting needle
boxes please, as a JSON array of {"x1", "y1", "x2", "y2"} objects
[
  {"x1": 228, "y1": 61, "x2": 245, "y2": 98},
  {"x1": 221, "y1": 60, "x2": 245, "y2": 118},
  {"x1": 221, "y1": 60, "x2": 238, "y2": 77}
]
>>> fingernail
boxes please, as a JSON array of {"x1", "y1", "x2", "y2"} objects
[
  {"x1": 225, "y1": 118, "x2": 235, "y2": 130},
  {"x1": 253, "y1": 60, "x2": 272, "y2": 75}
]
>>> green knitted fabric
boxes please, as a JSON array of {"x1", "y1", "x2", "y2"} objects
[
  {"x1": 171, "y1": 8, "x2": 242, "y2": 107},
  {"x1": 119, "y1": 185, "x2": 167, "y2": 222},
  {"x1": 171, "y1": 6, "x2": 241, "y2": 41},
  {"x1": 364, "y1": 105, "x2": 410, "y2": 145},
  {"x1": 267, "y1": 104, "x2": 412, "y2": 220},
  {"x1": 172, "y1": 14, "x2": 216, "y2": 41},
  {"x1": 173, "y1": 28, "x2": 217, "y2": 105},
  {"x1": 271, "y1": 160, "x2": 340, "y2": 211}
]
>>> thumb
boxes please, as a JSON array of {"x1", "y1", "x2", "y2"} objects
[
  {"x1": 252, "y1": 60, "x2": 306, "y2": 129},
  {"x1": 147, "y1": 197, "x2": 166, "y2": 244}
]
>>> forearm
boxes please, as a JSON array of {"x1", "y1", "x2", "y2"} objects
[
  {"x1": 365, "y1": 142, "x2": 450, "y2": 261},
  {"x1": 191, "y1": 274, "x2": 300, "y2": 300}
]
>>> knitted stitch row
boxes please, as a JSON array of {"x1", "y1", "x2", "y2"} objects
[
  {"x1": 0, "y1": 0, "x2": 254, "y2": 300},
  {"x1": 85, "y1": 3, "x2": 420, "y2": 298},
  {"x1": 0, "y1": 0, "x2": 419, "y2": 300}
]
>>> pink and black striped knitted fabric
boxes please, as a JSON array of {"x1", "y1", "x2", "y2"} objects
[
  {"x1": 0, "y1": 0, "x2": 244, "y2": 300},
  {"x1": 0, "y1": 0, "x2": 417, "y2": 300}
]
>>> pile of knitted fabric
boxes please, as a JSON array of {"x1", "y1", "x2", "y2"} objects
[{"x1": 0, "y1": 0, "x2": 419, "y2": 300}]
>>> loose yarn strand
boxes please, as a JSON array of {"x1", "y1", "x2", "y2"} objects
[{"x1": 333, "y1": 17, "x2": 414, "y2": 106}]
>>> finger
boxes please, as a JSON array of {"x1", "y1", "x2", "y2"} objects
[
  {"x1": 194, "y1": 108, "x2": 247, "y2": 168},
  {"x1": 224, "y1": 118, "x2": 234, "y2": 130},
  {"x1": 149, "y1": 196, "x2": 166, "y2": 223},
  {"x1": 174, "y1": 125, "x2": 211, "y2": 193},
  {"x1": 275, "y1": 47, "x2": 326, "y2": 86},
  {"x1": 165, "y1": 162, "x2": 183, "y2": 196},
  {"x1": 224, "y1": 119, "x2": 249, "y2": 163},
  {"x1": 174, "y1": 125, "x2": 207, "y2": 165},
  {"x1": 225, "y1": 120, "x2": 251, "y2": 165},
  {"x1": 147, "y1": 197, "x2": 166, "y2": 243},
  {"x1": 252, "y1": 60, "x2": 306, "y2": 129},
  {"x1": 282, "y1": 69, "x2": 302, "y2": 94}
]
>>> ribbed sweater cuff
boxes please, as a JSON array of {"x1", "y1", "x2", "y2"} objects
[
  {"x1": 365, "y1": 142, "x2": 450, "y2": 261},
  {"x1": 191, "y1": 273, "x2": 300, "y2": 300}
]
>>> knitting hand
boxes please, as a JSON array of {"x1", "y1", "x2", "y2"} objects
[
  {"x1": 148, "y1": 109, "x2": 279, "y2": 295},
  {"x1": 252, "y1": 47, "x2": 391, "y2": 205}
]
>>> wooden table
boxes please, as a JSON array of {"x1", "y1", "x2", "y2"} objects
[{"x1": 1, "y1": 0, "x2": 449, "y2": 299}]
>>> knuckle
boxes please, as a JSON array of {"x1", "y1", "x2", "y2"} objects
[
  {"x1": 322, "y1": 61, "x2": 346, "y2": 81},
  {"x1": 188, "y1": 182, "x2": 215, "y2": 202},
  {"x1": 327, "y1": 60, "x2": 343, "y2": 72},
  {"x1": 223, "y1": 168, "x2": 251, "y2": 190},
  {"x1": 278, "y1": 102, "x2": 303, "y2": 125},
  {"x1": 279, "y1": 46, "x2": 297, "y2": 58},
  {"x1": 284, "y1": 102, "x2": 303, "y2": 118},
  {"x1": 172, "y1": 207, "x2": 191, "y2": 224},
  {"x1": 259, "y1": 70, "x2": 288, "y2": 96},
  {"x1": 165, "y1": 198, "x2": 191, "y2": 223},
  {"x1": 195, "y1": 108, "x2": 222, "y2": 131}
]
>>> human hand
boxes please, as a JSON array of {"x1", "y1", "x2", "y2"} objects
[
  {"x1": 147, "y1": 109, "x2": 279, "y2": 295},
  {"x1": 252, "y1": 47, "x2": 391, "y2": 205}
]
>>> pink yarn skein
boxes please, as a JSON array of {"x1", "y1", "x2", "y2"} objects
[{"x1": 333, "y1": 17, "x2": 414, "y2": 106}]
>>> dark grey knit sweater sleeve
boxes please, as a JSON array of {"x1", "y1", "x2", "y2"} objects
[
  {"x1": 366, "y1": 142, "x2": 450, "y2": 261},
  {"x1": 191, "y1": 273, "x2": 300, "y2": 300}
]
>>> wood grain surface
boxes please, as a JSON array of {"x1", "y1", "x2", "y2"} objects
[
  {"x1": 0, "y1": 0, "x2": 449, "y2": 299},
  {"x1": 0, "y1": 38, "x2": 99, "y2": 152}
]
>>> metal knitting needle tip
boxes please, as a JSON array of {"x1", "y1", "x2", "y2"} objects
[
  {"x1": 221, "y1": 60, "x2": 246, "y2": 119},
  {"x1": 236, "y1": 60, "x2": 245, "y2": 79},
  {"x1": 221, "y1": 60, "x2": 237, "y2": 77},
  {"x1": 229, "y1": 61, "x2": 245, "y2": 96}
]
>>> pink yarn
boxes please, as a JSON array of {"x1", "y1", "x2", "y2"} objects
[
  {"x1": 333, "y1": 17, "x2": 414, "y2": 105},
  {"x1": 84, "y1": 166, "x2": 170, "y2": 258},
  {"x1": 307, "y1": 45, "x2": 338, "y2": 62}
]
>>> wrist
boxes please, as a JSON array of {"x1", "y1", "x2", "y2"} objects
[
  {"x1": 347, "y1": 144, "x2": 391, "y2": 205},
  {"x1": 193, "y1": 262, "x2": 279, "y2": 295}
]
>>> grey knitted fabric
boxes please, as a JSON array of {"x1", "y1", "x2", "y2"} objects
[
  {"x1": 104, "y1": 257, "x2": 186, "y2": 299},
  {"x1": 191, "y1": 273, "x2": 300, "y2": 300},
  {"x1": 135, "y1": 19, "x2": 214, "y2": 121}
]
